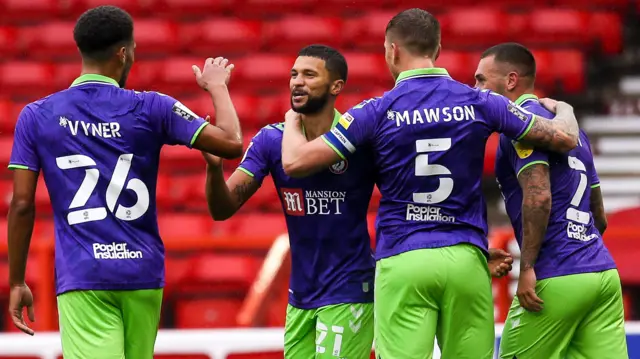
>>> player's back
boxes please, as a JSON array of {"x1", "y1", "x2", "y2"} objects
[
  {"x1": 365, "y1": 69, "x2": 534, "y2": 259},
  {"x1": 496, "y1": 98, "x2": 616, "y2": 279},
  {"x1": 9, "y1": 75, "x2": 208, "y2": 294}
]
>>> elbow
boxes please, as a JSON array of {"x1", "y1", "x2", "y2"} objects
[
  {"x1": 563, "y1": 133, "x2": 579, "y2": 153},
  {"x1": 9, "y1": 198, "x2": 35, "y2": 217},
  {"x1": 282, "y1": 160, "x2": 307, "y2": 178},
  {"x1": 218, "y1": 139, "x2": 244, "y2": 160},
  {"x1": 211, "y1": 211, "x2": 233, "y2": 221},
  {"x1": 597, "y1": 217, "x2": 608, "y2": 234}
]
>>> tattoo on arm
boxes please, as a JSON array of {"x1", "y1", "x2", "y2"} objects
[
  {"x1": 518, "y1": 164, "x2": 552, "y2": 271},
  {"x1": 524, "y1": 102, "x2": 578, "y2": 153},
  {"x1": 231, "y1": 181, "x2": 257, "y2": 206},
  {"x1": 589, "y1": 186, "x2": 607, "y2": 235}
]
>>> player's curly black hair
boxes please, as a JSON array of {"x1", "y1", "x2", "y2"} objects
[
  {"x1": 298, "y1": 45, "x2": 348, "y2": 83},
  {"x1": 386, "y1": 8, "x2": 440, "y2": 58},
  {"x1": 73, "y1": 5, "x2": 134, "y2": 62},
  {"x1": 481, "y1": 43, "x2": 537, "y2": 80}
]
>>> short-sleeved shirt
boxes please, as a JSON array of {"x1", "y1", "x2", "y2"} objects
[
  {"x1": 238, "y1": 111, "x2": 376, "y2": 309},
  {"x1": 9, "y1": 74, "x2": 209, "y2": 295},
  {"x1": 495, "y1": 94, "x2": 616, "y2": 279},
  {"x1": 322, "y1": 68, "x2": 536, "y2": 260}
]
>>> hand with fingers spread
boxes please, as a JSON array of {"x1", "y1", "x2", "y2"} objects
[
  {"x1": 192, "y1": 57, "x2": 235, "y2": 91},
  {"x1": 488, "y1": 248, "x2": 513, "y2": 278},
  {"x1": 9, "y1": 284, "x2": 35, "y2": 335},
  {"x1": 517, "y1": 267, "x2": 544, "y2": 312}
]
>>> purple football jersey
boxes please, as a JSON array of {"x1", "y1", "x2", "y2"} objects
[
  {"x1": 323, "y1": 68, "x2": 536, "y2": 260},
  {"x1": 238, "y1": 111, "x2": 375, "y2": 309},
  {"x1": 495, "y1": 94, "x2": 616, "y2": 280},
  {"x1": 8, "y1": 74, "x2": 209, "y2": 294}
]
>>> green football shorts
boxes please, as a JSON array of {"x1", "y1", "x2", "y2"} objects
[
  {"x1": 284, "y1": 302, "x2": 374, "y2": 359},
  {"x1": 499, "y1": 269, "x2": 628, "y2": 359},
  {"x1": 374, "y1": 244, "x2": 495, "y2": 359},
  {"x1": 57, "y1": 289, "x2": 163, "y2": 359}
]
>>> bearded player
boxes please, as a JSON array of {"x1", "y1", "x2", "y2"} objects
[
  {"x1": 475, "y1": 42, "x2": 627, "y2": 359},
  {"x1": 280, "y1": 9, "x2": 581, "y2": 359},
  {"x1": 7, "y1": 5, "x2": 243, "y2": 358},
  {"x1": 202, "y1": 45, "x2": 376, "y2": 358}
]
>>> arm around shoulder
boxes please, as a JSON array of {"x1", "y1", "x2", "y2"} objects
[{"x1": 520, "y1": 101, "x2": 579, "y2": 153}]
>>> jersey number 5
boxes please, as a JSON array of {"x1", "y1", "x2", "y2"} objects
[
  {"x1": 56, "y1": 154, "x2": 150, "y2": 225},
  {"x1": 414, "y1": 138, "x2": 453, "y2": 204}
]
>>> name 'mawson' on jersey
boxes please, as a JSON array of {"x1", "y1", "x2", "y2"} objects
[
  {"x1": 8, "y1": 74, "x2": 209, "y2": 295},
  {"x1": 322, "y1": 68, "x2": 537, "y2": 260},
  {"x1": 495, "y1": 95, "x2": 616, "y2": 280},
  {"x1": 238, "y1": 114, "x2": 375, "y2": 310}
]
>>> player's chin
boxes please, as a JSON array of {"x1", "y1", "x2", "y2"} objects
[{"x1": 290, "y1": 102, "x2": 307, "y2": 113}]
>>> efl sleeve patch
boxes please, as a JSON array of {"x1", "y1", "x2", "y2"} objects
[
  {"x1": 507, "y1": 102, "x2": 531, "y2": 122},
  {"x1": 338, "y1": 112, "x2": 354, "y2": 129},
  {"x1": 172, "y1": 101, "x2": 198, "y2": 122}
]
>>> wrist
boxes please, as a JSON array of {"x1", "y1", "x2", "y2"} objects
[
  {"x1": 9, "y1": 281, "x2": 26, "y2": 288},
  {"x1": 207, "y1": 84, "x2": 229, "y2": 96}
]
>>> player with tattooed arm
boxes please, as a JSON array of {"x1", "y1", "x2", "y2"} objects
[
  {"x1": 202, "y1": 45, "x2": 376, "y2": 359},
  {"x1": 280, "y1": 9, "x2": 580, "y2": 359},
  {"x1": 7, "y1": 6, "x2": 242, "y2": 358},
  {"x1": 476, "y1": 42, "x2": 627, "y2": 359}
]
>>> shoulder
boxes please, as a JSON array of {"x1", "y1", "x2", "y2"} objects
[
  {"x1": 251, "y1": 122, "x2": 283, "y2": 144},
  {"x1": 521, "y1": 100, "x2": 554, "y2": 118}
]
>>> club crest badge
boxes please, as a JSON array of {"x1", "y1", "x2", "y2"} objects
[{"x1": 329, "y1": 160, "x2": 348, "y2": 174}]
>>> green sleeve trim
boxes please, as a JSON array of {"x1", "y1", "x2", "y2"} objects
[
  {"x1": 591, "y1": 183, "x2": 601, "y2": 189},
  {"x1": 190, "y1": 122, "x2": 209, "y2": 146},
  {"x1": 516, "y1": 160, "x2": 549, "y2": 178},
  {"x1": 8, "y1": 164, "x2": 29, "y2": 170},
  {"x1": 237, "y1": 167, "x2": 255, "y2": 177},
  {"x1": 321, "y1": 135, "x2": 346, "y2": 160},
  {"x1": 516, "y1": 115, "x2": 537, "y2": 141}
]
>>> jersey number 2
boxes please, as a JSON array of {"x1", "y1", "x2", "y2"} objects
[
  {"x1": 56, "y1": 154, "x2": 150, "y2": 225},
  {"x1": 567, "y1": 156, "x2": 590, "y2": 224},
  {"x1": 414, "y1": 138, "x2": 453, "y2": 204}
]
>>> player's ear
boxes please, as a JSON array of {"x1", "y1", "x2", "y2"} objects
[
  {"x1": 433, "y1": 44, "x2": 441, "y2": 62},
  {"x1": 116, "y1": 46, "x2": 127, "y2": 65},
  {"x1": 507, "y1": 71, "x2": 518, "y2": 91},
  {"x1": 330, "y1": 79, "x2": 345, "y2": 96}
]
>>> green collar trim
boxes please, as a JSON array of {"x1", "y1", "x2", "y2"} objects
[
  {"x1": 395, "y1": 67, "x2": 449, "y2": 85},
  {"x1": 514, "y1": 93, "x2": 538, "y2": 106},
  {"x1": 301, "y1": 109, "x2": 341, "y2": 137},
  {"x1": 71, "y1": 74, "x2": 119, "y2": 88}
]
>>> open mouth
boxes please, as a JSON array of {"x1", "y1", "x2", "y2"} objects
[{"x1": 291, "y1": 90, "x2": 308, "y2": 102}]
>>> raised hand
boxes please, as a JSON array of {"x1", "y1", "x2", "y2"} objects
[{"x1": 192, "y1": 57, "x2": 235, "y2": 91}]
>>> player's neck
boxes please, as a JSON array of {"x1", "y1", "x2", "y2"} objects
[
  {"x1": 397, "y1": 58, "x2": 436, "y2": 75},
  {"x1": 301, "y1": 105, "x2": 336, "y2": 141},
  {"x1": 80, "y1": 63, "x2": 120, "y2": 85},
  {"x1": 507, "y1": 87, "x2": 536, "y2": 103}
]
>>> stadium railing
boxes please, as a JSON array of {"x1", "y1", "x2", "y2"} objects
[{"x1": 0, "y1": 324, "x2": 639, "y2": 359}]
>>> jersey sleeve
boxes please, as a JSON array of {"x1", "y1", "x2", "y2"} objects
[
  {"x1": 479, "y1": 90, "x2": 536, "y2": 140},
  {"x1": 8, "y1": 105, "x2": 40, "y2": 172},
  {"x1": 498, "y1": 135, "x2": 549, "y2": 178},
  {"x1": 321, "y1": 97, "x2": 381, "y2": 159},
  {"x1": 237, "y1": 126, "x2": 273, "y2": 184},
  {"x1": 148, "y1": 92, "x2": 209, "y2": 147}
]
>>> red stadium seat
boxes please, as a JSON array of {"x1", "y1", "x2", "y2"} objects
[
  {"x1": 233, "y1": 213, "x2": 287, "y2": 239},
  {"x1": 343, "y1": 11, "x2": 396, "y2": 51},
  {"x1": 0, "y1": 62, "x2": 54, "y2": 96},
  {"x1": 0, "y1": 27, "x2": 17, "y2": 59},
  {"x1": 336, "y1": 93, "x2": 368, "y2": 113},
  {"x1": 158, "y1": 0, "x2": 230, "y2": 17},
  {"x1": 367, "y1": 212, "x2": 376, "y2": 248},
  {"x1": 436, "y1": 51, "x2": 473, "y2": 84},
  {"x1": 190, "y1": 253, "x2": 262, "y2": 290},
  {"x1": 53, "y1": 62, "x2": 82, "y2": 90},
  {"x1": 529, "y1": 49, "x2": 554, "y2": 89},
  {"x1": 549, "y1": 50, "x2": 585, "y2": 93},
  {"x1": 160, "y1": 145, "x2": 203, "y2": 171},
  {"x1": 552, "y1": 0, "x2": 629, "y2": 10},
  {"x1": 526, "y1": 10, "x2": 590, "y2": 48},
  {"x1": 322, "y1": 0, "x2": 386, "y2": 14},
  {"x1": 255, "y1": 92, "x2": 290, "y2": 125},
  {"x1": 156, "y1": 174, "x2": 173, "y2": 210},
  {"x1": 368, "y1": 185, "x2": 382, "y2": 212},
  {"x1": 442, "y1": 8, "x2": 508, "y2": 49},
  {"x1": 175, "y1": 297, "x2": 243, "y2": 328},
  {"x1": 484, "y1": 133, "x2": 499, "y2": 176},
  {"x1": 264, "y1": 16, "x2": 343, "y2": 52},
  {"x1": 342, "y1": 52, "x2": 389, "y2": 88},
  {"x1": 35, "y1": 178, "x2": 52, "y2": 215},
  {"x1": 71, "y1": 0, "x2": 149, "y2": 16},
  {"x1": 0, "y1": 100, "x2": 13, "y2": 133},
  {"x1": 19, "y1": 22, "x2": 77, "y2": 60},
  {"x1": 1, "y1": 0, "x2": 60, "y2": 23},
  {"x1": 126, "y1": 60, "x2": 164, "y2": 92},
  {"x1": 588, "y1": 12, "x2": 622, "y2": 54},
  {"x1": 0, "y1": 137, "x2": 13, "y2": 165},
  {"x1": 134, "y1": 20, "x2": 179, "y2": 56},
  {"x1": 0, "y1": 179, "x2": 11, "y2": 214},
  {"x1": 210, "y1": 92, "x2": 261, "y2": 130},
  {"x1": 159, "y1": 57, "x2": 205, "y2": 92},
  {"x1": 235, "y1": 0, "x2": 318, "y2": 18},
  {"x1": 180, "y1": 19, "x2": 263, "y2": 56},
  {"x1": 234, "y1": 55, "x2": 295, "y2": 91},
  {"x1": 158, "y1": 213, "x2": 213, "y2": 239}
]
